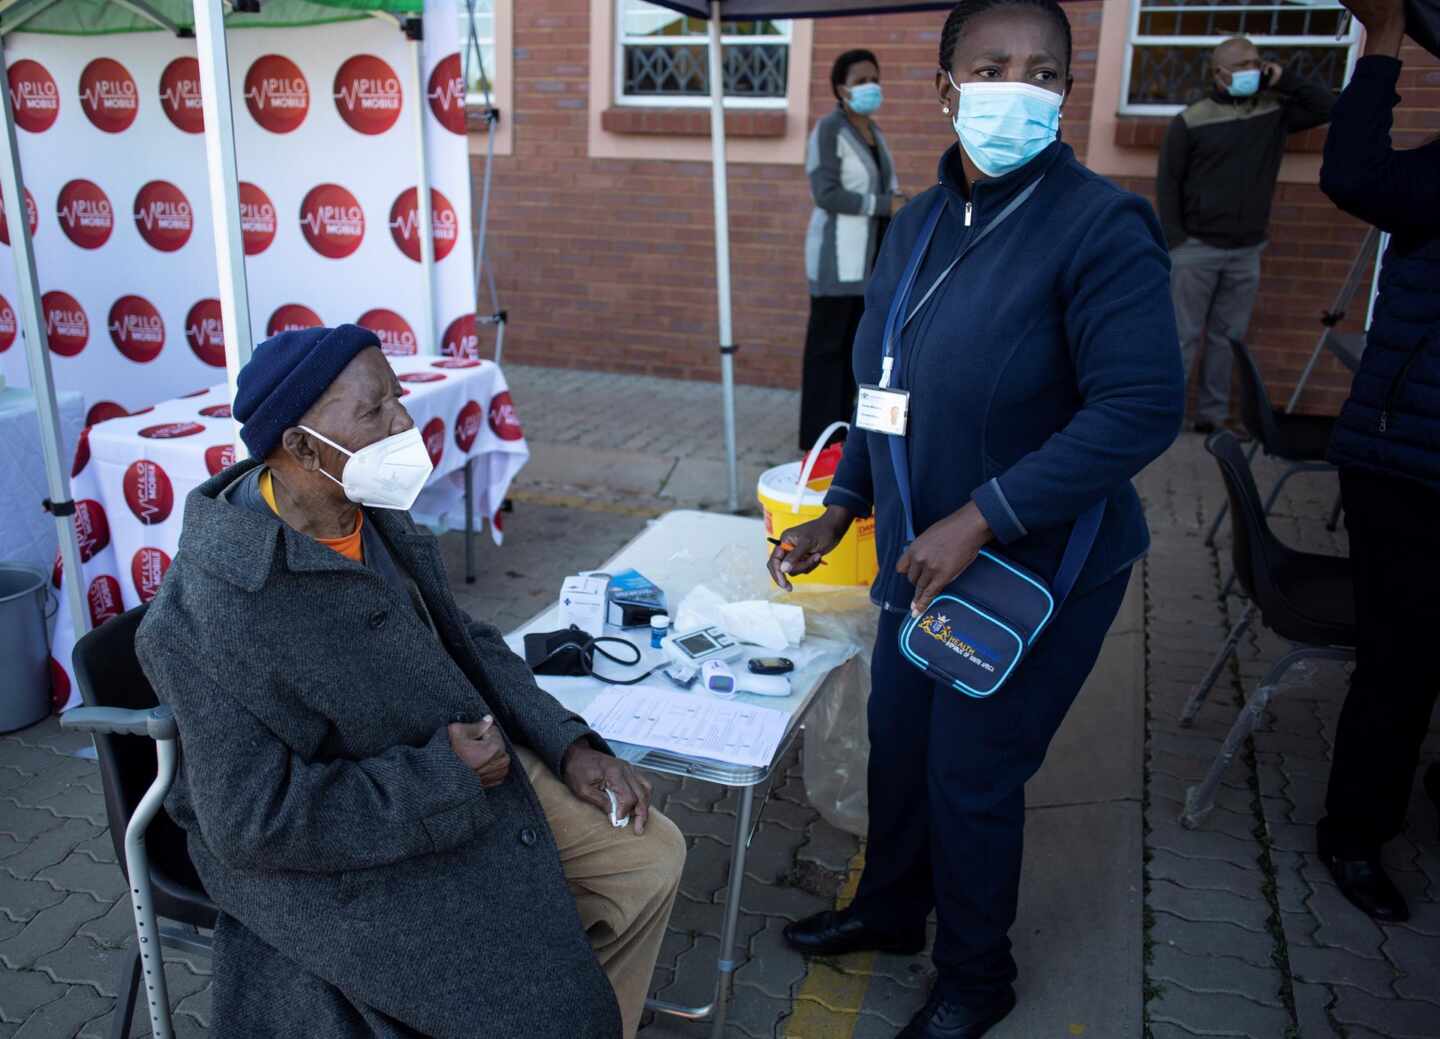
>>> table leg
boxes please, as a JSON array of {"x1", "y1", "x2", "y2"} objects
[
  {"x1": 709, "y1": 783, "x2": 755, "y2": 1039},
  {"x1": 464, "y1": 458, "x2": 476, "y2": 585}
]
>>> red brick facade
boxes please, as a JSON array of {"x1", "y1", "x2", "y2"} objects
[{"x1": 475, "y1": 2, "x2": 1439, "y2": 417}]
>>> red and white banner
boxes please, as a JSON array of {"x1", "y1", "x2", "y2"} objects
[
  {"x1": 0, "y1": 1, "x2": 477, "y2": 417},
  {"x1": 48, "y1": 354, "x2": 528, "y2": 712}
]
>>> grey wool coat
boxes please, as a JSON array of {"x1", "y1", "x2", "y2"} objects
[{"x1": 135, "y1": 460, "x2": 623, "y2": 1039}]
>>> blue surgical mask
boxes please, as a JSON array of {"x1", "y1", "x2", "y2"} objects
[
  {"x1": 1227, "y1": 68, "x2": 1261, "y2": 97},
  {"x1": 948, "y1": 76, "x2": 1063, "y2": 179},
  {"x1": 847, "y1": 82, "x2": 883, "y2": 115}
]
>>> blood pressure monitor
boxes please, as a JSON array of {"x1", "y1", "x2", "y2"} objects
[{"x1": 664, "y1": 626, "x2": 743, "y2": 667}]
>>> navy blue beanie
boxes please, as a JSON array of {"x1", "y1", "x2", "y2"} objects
[{"x1": 234, "y1": 324, "x2": 381, "y2": 459}]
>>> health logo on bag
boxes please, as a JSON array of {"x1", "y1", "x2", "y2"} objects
[
  {"x1": 43, "y1": 292, "x2": 89, "y2": 356},
  {"x1": 334, "y1": 55, "x2": 403, "y2": 135},
  {"x1": 57, "y1": 180, "x2": 113, "y2": 250},
  {"x1": 79, "y1": 58, "x2": 139, "y2": 133},
  {"x1": 108, "y1": 295, "x2": 165, "y2": 363},
  {"x1": 245, "y1": 55, "x2": 309, "y2": 133},
  {"x1": 427, "y1": 53, "x2": 466, "y2": 135},
  {"x1": 160, "y1": 57, "x2": 204, "y2": 133},
  {"x1": 8, "y1": 60, "x2": 59, "y2": 133},
  {"x1": 239, "y1": 183, "x2": 277, "y2": 255},
  {"x1": 134, "y1": 181, "x2": 193, "y2": 252},
  {"x1": 185, "y1": 300, "x2": 225, "y2": 367},
  {"x1": 300, "y1": 184, "x2": 364, "y2": 258}
]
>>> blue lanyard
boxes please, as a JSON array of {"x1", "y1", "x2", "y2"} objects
[{"x1": 879, "y1": 177, "x2": 1042, "y2": 391}]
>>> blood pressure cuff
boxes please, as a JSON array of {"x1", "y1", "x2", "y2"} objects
[
  {"x1": 898, "y1": 550, "x2": 1058, "y2": 699},
  {"x1": 523, "y1": 626, "x2": 656, "y2": 685}
]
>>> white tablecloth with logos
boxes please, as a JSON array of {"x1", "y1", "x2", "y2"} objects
[
  {"x1": 0, "y1": 387, "x2": 86, "y2": 575},
  {"x1": 48, "y1": 355, "x2": 528, "y2": 712}
]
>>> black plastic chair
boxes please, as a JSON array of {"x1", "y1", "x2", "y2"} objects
[
  {"x1": 1179, "y1": 433, "x2": 1356, "y2": 827},
  {"x1": 1203, "y1": 338, "x2": 1341, "y2": 551},
  {"x1": 60, "y1": 604, "x2": 216, "y2": 1039}
]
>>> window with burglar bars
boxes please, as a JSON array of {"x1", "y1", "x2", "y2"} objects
[
  {"x1": 617, "y1": 0, "x2": 791, "y2": 107},
  {"x1": 459, "y1": 0, "x2": 496, "y2": 102},
  {"x1": 1123, "y1": 0, "x2": 1358, "y2": 114}
]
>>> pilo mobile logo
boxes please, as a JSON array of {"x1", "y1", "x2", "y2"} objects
[
  {"x1": 159, "y1": 57, "x2": 204, "y2": 133},
  {"x1": 267, "y1": 304, "x2": 323, "y2": 336},
  {"x1": 334, "y1": 55, "x2": 403, "y2": 135},
  {"x1": 0, "y1": 187, "x2": 38, "y2": 246},
  {"x1": 299, "y1": 184, "x2": 365, "y2": 258},
  {"x1": 138, "y1": 422, "x2": 206, "y2": 439},
  {"x1": 74, "y1": 500, "x2": 110, "y2": 562},
  {"x1": 442, "y1": 314, "x2": 478, "y2": 359},
  {"x1": 108, "y1": 296, "x2": 165, "y2": 363},
  {"x1": 186, "y1": 299, "x2": 225, "y2": 367},
  {"x1": 43, "y1": 292, "x2": 88, "y2": 356},
  {"x1": 488, "y1": 391, "x2": 523, "y2": 442},
  {"x1": 389, "y1": 188, "x2": 457, "y2": 262},
  {"x1": 9, "y1": 60, "x2": 60, "y2": 133},
  {"x1": 357, "y1": 308, "x2": 417, "y2": 355},
  {"x1": 88, "y1": 575, "x2": 123, "y2": 628},
  {"x1": 133, "y1": 547, "x2": 172, "y2": 603},
  {"x1": 205, "y1": 444, "x2": 236, "y2": 475},
  {"x1": 427, "y1": 53, "x2": 466, "y2": 136},
  {"x1": 422, "y1": 417, "x2": 445, "y2": 468},
  {"x1": 124, "y1": 459, "x2": 174, "y2": 525},
  {"x1": 455, "y1": 400, "x2": 482, "y2": 452},
  {"x1": 57, "y1": 180, "x2": 114, "y2": 249},
  {"x1": 239, "y1": 183, "x2": 276, "y2": 255},
  {"x1": 79, "y1": 58, "x2": 139, "y2": 133},
  {"x1": 133, "y1": 182, "x2": 193, "y2": 252},
  {"x1": 245, "y1": 55, "x2": 309, "y2": 134},
  {"x1": 0, "y1": 295, "x2": 16, "y2": 353}
]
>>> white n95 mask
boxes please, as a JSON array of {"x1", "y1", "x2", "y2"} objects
[{"x1": 299, "y1": 424, "x2": 433, "y2": 510}]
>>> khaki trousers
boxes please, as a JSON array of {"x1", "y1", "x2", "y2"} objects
[{"x1": 517, "y1": 747, "x2": 686, "y2": 1039}]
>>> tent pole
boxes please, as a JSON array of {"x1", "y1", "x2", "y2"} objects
[
  {"x1": 708, "y1": 2, "x2": 739, "y2": 513},
  {"x1": 0, "y1": 42, "x2": 90, "y2": 640},
  {"x1": 408, "y1": 21, "x2": 439, "y2": 354},
  {"x1": 192, "y1": 0, "x2": 254, "y2": 447}
]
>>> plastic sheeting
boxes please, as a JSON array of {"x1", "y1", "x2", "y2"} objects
[{"x1": 0, "y1": 387, "x2": 84, "y2": 575}]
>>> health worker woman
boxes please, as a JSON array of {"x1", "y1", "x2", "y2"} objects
[{"x1": 767, "y1": 0, "x2": 1185, "y2": 1035}]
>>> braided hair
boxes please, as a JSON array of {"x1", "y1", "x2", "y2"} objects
[
  {"x1": 937, "y1": 0, "x2": 1072, "y2": 74},
  {"x1": 831, "y1": 49, "x2": 880, "y2": 102}
]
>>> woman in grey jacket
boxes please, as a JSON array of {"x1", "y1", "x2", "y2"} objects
[{"x1": 800, "y1": 49, "x2": 904, "y2": 449}]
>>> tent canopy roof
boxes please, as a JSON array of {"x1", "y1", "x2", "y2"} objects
[
  {"x1": 644, "y1": 1, "x2": 952, "y2": 18},
  {"x1": 3, "y1": 0, "x2": 421, "y2": 35}
]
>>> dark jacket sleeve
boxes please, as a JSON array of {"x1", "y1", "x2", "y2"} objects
[
  {"x1": 1276, "y1": 67, "x2": 1336, "y2": 132},
  {"x1": 807, "y1": 115, "x2": 889, "y2": 218},
  {"x1": 463, "y1": 616, "x2": 607, "y2": 775},
  {"x1": 971, "y1": 192, "x2": 1186, "y2": 542},
  {"x1": 142, "y1": 645, "x2": 492, "y2": 874},
  {"x1": 1155, "y1": 116, "x2": 1190, "y2": 249},
  {"x1": 1320, "y1": 56, "x2": 1440, "y2": 238}
]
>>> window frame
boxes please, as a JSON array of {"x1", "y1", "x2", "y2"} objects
[
  {"x1": 1119, "y1": 0, "x2": 1361, "y2": 116},
  {"x1": 613, "y1": 0, "x2": 792, "y2": 110},
  {"x1": 459, "y1": 0, "x2": 497, "y2": 106}
]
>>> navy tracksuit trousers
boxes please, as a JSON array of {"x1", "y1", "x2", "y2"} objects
[{"x1": 850, "y1": 568, "x2": 1132, "y2": 996}]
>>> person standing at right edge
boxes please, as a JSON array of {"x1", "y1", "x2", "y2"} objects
[
  {"x1": 1157, "y1": 36, "x2": 1334, "y2": 433},
  {"x1": 1314, "y1": 0, "x2": 1440, "y2": 924},
  {"x1": 768, "y1": 1, "x2": 1184, "y2": 1035}
]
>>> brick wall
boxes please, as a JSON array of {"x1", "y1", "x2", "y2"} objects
[{"x1": 475, "y1": 3, "x2": 1437, "y2": 417}]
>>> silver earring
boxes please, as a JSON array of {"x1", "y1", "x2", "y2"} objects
[{"x1": 942, "y1": 105, "x2": 950, "y2": 114}]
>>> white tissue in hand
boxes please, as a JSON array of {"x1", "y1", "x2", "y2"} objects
[{"x1": 718, "y1": 601, "x2": 806, "y2": 651}]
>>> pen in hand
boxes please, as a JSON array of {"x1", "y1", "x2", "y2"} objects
[{"x1": 767, "y1": 537, "x2": 829, "y2": 565}]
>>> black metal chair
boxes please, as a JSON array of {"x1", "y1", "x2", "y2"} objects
[
  {"x1": 1203, "y1": 338, "x2": 1340, "y2": 551},
  {"x1": 1179, "y1": 432, "x2": 1356, "y2": 827},
  {"x1": 60, "y1": 604, "x2": 216, "y2": 1039}
]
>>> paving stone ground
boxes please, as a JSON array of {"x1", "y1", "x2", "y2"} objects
[{"x1": 3, "y1": 367, "x2": 1437, "y2": 1038}]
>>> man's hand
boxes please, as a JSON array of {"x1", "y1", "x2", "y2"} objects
[
  {"x1": 1340, "y1": 0, "x2": 1405, "y2": 56},
  {"x1": 897, "y1": 501, "x2": 994, "y2": 616},
  {"x1": 449, "y1": 716, "x2": 511, "y2": 788},
  {"x1": 1261, "y1": 61, "x2": 1286, "y2": 88},
  {"x1": 562, "y1": 740, "x2": 654, "y2": 835}
]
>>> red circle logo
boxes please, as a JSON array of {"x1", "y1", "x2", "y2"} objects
[
  {"x1": 74, "y1": 499, "x2": 111, "y2": 562},
  {"x1": 244, "y1": 54, "x2": 308, "y2": 134},
  {"x1": 398, "y1": 371, "x2": 445, "y2": 384},
  {"x1": 133, "y1": 181, "x2": 193, "y2": 252},
  {"x1": 199, "y1": 403, "x2": 231, "y2": 418},
  {"x1": 139, "y1": 421, "x2": 205, "y2": 439},
  {"x1": 108, "y1": 295, "x2": 165, "y2": 363},
  {"x1": 79, "y1": 58, "x2": 139, "y2": 133},
  {"x1": 72, "y1": 427, "x2": 92, "y2": 476},
  {"x1": 204, "y1": 444, "x2": 236, "y2": 475},
  {"x1": 87, "y1": 574, "x2": 124, "y2": 628},
  {"x1": 488, "y1": 391, "x2": 523, "y2": 442},
  {"x1": 52, "y1": 551, "x2": 62, "y2": 589},
  {"x1": 87, "y1": 401, "x2": 128, "y2": 426},
  {"x1": 239, "y1": 182, "x2": 276, "y2": 255},
  {"x1": 357, "y1": 308, "x2": 416, "y2": 355},
  {"x1": 266, "y1": 303, "x2": 323, "y2": 337},
  {"x1": 455, "y1": 400, "x2": 483, "y2": 452},
  {"x1": 0, "y1": 294, "x2": 16, "y2": 352},
  {"x1": 422, "y1": 417, "x2": 445, "y2": 468},
  {"x1": 8, "y1": 60, "x2": 59, "y2": 133},
  {"x1": 427, "y1": 53, "x2": 466, "y2": 135},
  {"x1": 57, "y1": 180, "x2": 114, "y2": 250},
  {"x1": 43, "y1": 292, "x2": 89, "y2": 356},
  {"x1": 185, "y1": 299, "x2": 225, "y2": 367},
  {"x1": 432, "y1": 358, "x2": 481, "y2": 369},
  {"x1": 50, "y1": 657, "x2": 71, "y2": 712},
  {"x1": 123, "y1": 459, "x2": 175, "y2": 524},
  {"x1": 300, "y1": 184, "x2": 364, "y2": 259},
  {"x1": 334, "y1": 54, "x2": 403, "y2": 135},
  {"x1": 131, "y1": 547, "x2": 172, "y2": 603},
  {"x1": 159, "y1": 57, "x2": 203, "y2": 133},
  {"x1": 442, "y1": 314, "x2": 479, "y2": 359},
  {"x1": 389, "y1": 187, "x2": 457, "y2": 263},
  {"x1": 0, "y1": 186, "x2": 38, "y2": 246}
]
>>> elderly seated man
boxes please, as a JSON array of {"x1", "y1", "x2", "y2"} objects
[{"x1": 136, "y1": 325, "x2": 686, "y2": 1039}]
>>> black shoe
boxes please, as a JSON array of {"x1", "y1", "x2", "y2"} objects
[
  {"x1": 1320, "y1": 852, "x2": 1410, "y2": 923},
  {"x1": 1193, "y1": 420, "x2": 1218, "y2": 435},
  {"x1": 782, "y1": 909, "x2": 925, "y2": 957},
  {"x1": 898, "y1": 986, "x2": 1017, "y2": 1039}
]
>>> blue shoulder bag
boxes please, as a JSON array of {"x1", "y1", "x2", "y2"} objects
[{"x1": 882, "y1": 192, "x2": 1104, "y2": 700}]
